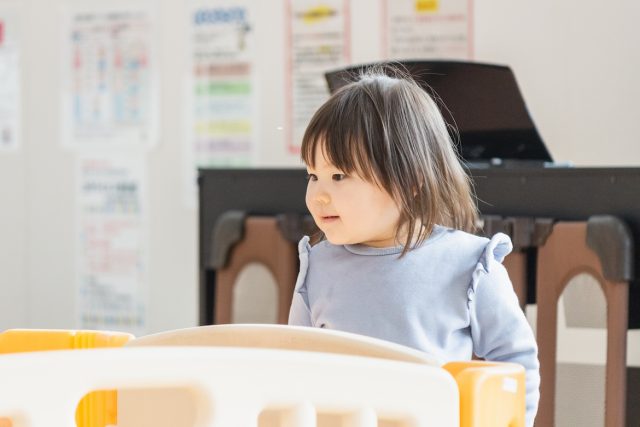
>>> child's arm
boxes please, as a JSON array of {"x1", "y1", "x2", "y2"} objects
[
  {"x1": 468, "y1": 237, "x2": 540, "y2": 427},
  {"x1": 288, "y1": 290, "x2": 312, "y2": 326},
  {"x1": 288, "y1": 236, "x2": 313, "y2": 326}
]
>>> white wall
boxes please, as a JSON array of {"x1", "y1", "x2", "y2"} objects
[
  {"x1": 475, "y1": 0, "x2": 640, "y2": 166},
  {"x1": 0, "y1": 0, "x2": 638, "y2": 333}
]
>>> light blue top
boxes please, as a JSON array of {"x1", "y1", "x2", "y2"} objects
[{"x1": 288, "y1": 225, "x2": 540, "y2": 426}]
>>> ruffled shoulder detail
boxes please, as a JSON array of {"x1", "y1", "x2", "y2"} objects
[
  {"x1": 298, "y1": 235, "x2": 311, "y2": 254},
  {"x1": 294, "y1": 236, "x2": 311, "y2": 293},
  {"x1": 469, "y1": 233, "x2": 513, "y2": 297},
  {"x1": 479, "y1": 232, "x2": 513, "y2": 270}
]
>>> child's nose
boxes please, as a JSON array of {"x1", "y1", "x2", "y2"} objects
[{"x1": 314, "y1": 190, "x2": 331, "y2": 205}]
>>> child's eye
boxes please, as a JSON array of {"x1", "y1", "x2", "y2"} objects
[
  {"x1": 332, "y1": 174, "x2": 346, "y2": 181},
  {"x1": 305, "y1": 173, "x2": 317, "y2": 182}
]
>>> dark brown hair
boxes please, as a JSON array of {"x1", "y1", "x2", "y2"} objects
[{"x1": 301, "y1": 66, "x2": 478, "y2": 255}]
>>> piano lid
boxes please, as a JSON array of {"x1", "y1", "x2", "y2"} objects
[{"x1": 325, "y1": 61, "x2": 553, "y2": 163}]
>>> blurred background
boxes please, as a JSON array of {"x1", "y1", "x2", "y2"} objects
[{"x1": 0, "y1": 0, "x2": 638, "y2": 335}]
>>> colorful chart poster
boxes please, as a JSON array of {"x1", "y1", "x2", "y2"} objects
[
  {"x1": 0, "y1": 7, "x2": 20, "y2": 151},
  {"x1": 382, "y1": 0, "x2": 473, "y2": 60},
  {"x1": 76, "y1": 155, "x2": 148, "y2": 335},
  {"x1": 187, "y1": 2, "x2": 258, "y2": 168},
  {"x1": 62, "y1": 4, "x2": 158, "y2": 148},
  {"x1": 286, "y1": 0, "x2": 350, "y2": 153}
]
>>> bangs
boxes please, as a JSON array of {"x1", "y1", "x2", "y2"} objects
[{"x1": 300, "y1": 84, "x2": 386, "y2": 187}]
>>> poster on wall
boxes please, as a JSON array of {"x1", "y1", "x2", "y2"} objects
[
  {"x1": 187, "y1": 1, "x2": 259, "y2": 170},
  {"x1": 382, "y1": 0, "x2": 473, "y2": 60},
  {"x1": 286, "y1": 0, "x2": 350, "y2": 153},
  {"x1": 0, "y1": 6, "x2": 20, "y2": 151},
  {"x1": 76, "y1": 154, "x2": 148, "y2": 335},
  {"x1": 61, "y1": 3, "x2": 158, "y2": 149}
]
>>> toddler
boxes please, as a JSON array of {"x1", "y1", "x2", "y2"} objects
[{"x1": 288, "y1": 68, "x2": 540, "y2": 426}]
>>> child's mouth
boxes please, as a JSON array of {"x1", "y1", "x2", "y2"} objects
[{"x1": 321, "y1": 215, "x2": 340, "y2": 222}]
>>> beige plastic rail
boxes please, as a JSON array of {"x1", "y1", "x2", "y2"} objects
[
  {"x1": 0, "y1": 346, "x2": 459, "y2": 427},
  {"x1": 119, "y1": 324, "x2": 524, "y2": 427},
  {"x1": 126, "y1": 323, "x2": 440, "y2": 364}
]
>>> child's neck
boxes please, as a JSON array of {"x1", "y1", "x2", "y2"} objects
[{"x1": 362, "y1": 221, "x2": 426, "y2": 248}]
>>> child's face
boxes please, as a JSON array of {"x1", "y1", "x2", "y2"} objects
[{"x1": 305, "y1": 144, "x2": 402, "y2": 247}]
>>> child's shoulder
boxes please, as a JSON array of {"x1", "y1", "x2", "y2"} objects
[
  {"x1": 427, "y1": 226, "x2": 513, "y2": 269},
  {"x1": 430, "y1": 225, "x2": 489, "y2": 249},
  {"x1": 437, "y1": 226, "x2": 486, "y2": 243}
]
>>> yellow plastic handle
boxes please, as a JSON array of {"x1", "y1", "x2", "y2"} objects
[{"x1": 444, "y1": 360, "x2": 526, "y2": 427}]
